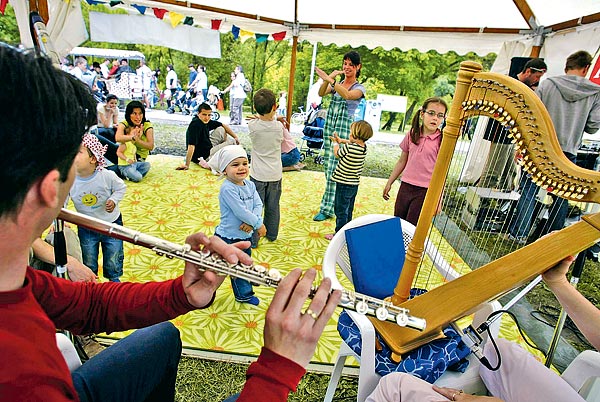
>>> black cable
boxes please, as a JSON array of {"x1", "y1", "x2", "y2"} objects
[
  {"x1": 486, "y1": 309, "x2": 548, "y2": 357},
  {"x1": 530, "y1": 306, "x2": 593, "y2": 349}
]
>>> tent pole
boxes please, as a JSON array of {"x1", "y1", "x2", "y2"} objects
[
  {"x1": 287, "y1": 34, "x2": 298, "y2": 124},
  {"x1": 306, "y1": 42, "x2": 318, "y2": 112}
]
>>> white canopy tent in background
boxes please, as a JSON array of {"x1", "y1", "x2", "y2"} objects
[{"x1": 14, "y1": 0, "x2": 600, "y2": 116}]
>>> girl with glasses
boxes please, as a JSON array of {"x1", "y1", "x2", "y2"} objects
[{"x1": 382, "y1": 97, "x2": 447, "y2": 226}]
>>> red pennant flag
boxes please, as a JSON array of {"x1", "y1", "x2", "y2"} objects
[
  {"x1": 211, "y1": 19, "x2": 222, "y2": 30},
  {"x1": 0, "y1": 0, "x2": 9, "y2": 15},
  {"x1": 272, "y1": 31, "x2": 286, "y2": 41},
  {"x1": 153, "y1": 8, "x2": 168, "y2": 19}
]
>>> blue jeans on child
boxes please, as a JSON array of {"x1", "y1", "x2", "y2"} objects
[
  {"x1": 281, "y1": 148, "x2": 301, "y2": 167},
  {"x1": 119, "y1": 161, "x2": 151, "y2": 182},
  {"x1": 78, "y1": 214, "x2": 124, "y2": 282},
  {"x1": 72, "y1": 322, "x2": 181, "y2": 402},
  {"x1": 214, "y1": 234, "x2": 256, "y2": 302},
  {"x1": 334, "y1": 182, "x2": 358, "y2": 233}
]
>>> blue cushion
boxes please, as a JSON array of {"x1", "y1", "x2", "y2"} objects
[{"x1": 344, "y1": 217, "x2": 405, "y2": 299}]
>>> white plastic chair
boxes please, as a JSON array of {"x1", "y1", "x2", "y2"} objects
[
  {"x1": 321, "y1": 214, "x2": 502, "y2": 402},
  {"x1": 56, "y1": 333, "x2": 82, "y2": 372}
]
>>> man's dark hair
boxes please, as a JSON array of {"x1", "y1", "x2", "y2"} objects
[
  {"x1": 522, "y1": 58, "x2": 547, "y2": 73},
  {"x1": 0, "y1": 44, "x2": 96, "y2": 217},
  {"x1": 124, "y1": 100, "x2": 147, "y2": 126},
  {"x1": 253, "y1": 88, "x2": 276, "y2": 115},
  {"x1": 565, "y1": 50, "x2": 593, "y2": 72},
  {"x1": 106, "y1": 94, "x2": 119, "y2": 103},
  {"x1": 198, "y1": 102, "x2": 212, "y2": 112}
]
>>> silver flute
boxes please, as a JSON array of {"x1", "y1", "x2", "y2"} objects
[{"x1": 58, "y1": 208, "x2": 426, "y2": 331}]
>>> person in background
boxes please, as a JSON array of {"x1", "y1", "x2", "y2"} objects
[
  {"x1": 280, "y1": 116, "x2": 306, "y2": 172},
  {"x1": 382, "y1": 97, "x2": 448, "y2": 226},
  {"x1": 95, "y1": 94, "x2": 120, "y2": 165},
  {"x1": 187, "y1": 63, "x2": 197, "y2": 90},
  {"x1": 325, "y1": 120, "x2": 373, "y2": 239},
  {"x1": 508, "y1": 51, "x2": 600, "y2": 244},
  {"x1": 222, "y1": 66, "x2": 247, "y2": 125},
  {"x1": 196, "y1": 65, "x2": 209, "y2": 102},
  {"x1": 277, "y1": 91, "x2": 287, "y2": 117},
  {"x1": 137, "y1": 59, "x2": 153, "y2": 109},
  {"x1": 0, "y1": 43, "x2": 341, "y2": 402},
  {"x1": 100, "y1": 58, "x2": 110, "y2": 79},
  {"x1": 248, "y1": 89, "x2": 284, "y2": 247},
  {"x1": 313, "y1": 51, "x2": 366, "y2": 221},
  {"x1": 115, "y1": 100, "x2": 155, "y2": 162},
  {"x1": 165, "y1": 64, "x2": 178, "y2": 109}
]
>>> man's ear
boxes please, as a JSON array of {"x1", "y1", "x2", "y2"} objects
[{"x1": 38, "y1": 170, "x2": 61, "y2": 208}]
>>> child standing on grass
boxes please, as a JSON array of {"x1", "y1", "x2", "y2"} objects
[
  {"x1": 69, "y1": 134, "x2": 127, "y2": 282},
  {"x1": 209, "y1": 145, "x2": 266, "y2": 306},
  {"x1": 325, "y1": 120, "x2": 373, "y2": 240},
  {"x1": 248, "y1": 88, "x2": 284, "y2": 247},
  {"x1": 382, "y1": 97, "x2": 448, "y2": 226}
]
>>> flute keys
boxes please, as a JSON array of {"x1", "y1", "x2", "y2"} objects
[
  {"x1": 355, "y1": 300, "x2": 369, "y2": 315},
  {"x1": 267, "y1": 268, "x2": 282, "y2": 281},
  {"x1": 375, "y1": 307, "x2": 389, "y2": 321},
  {"x1": 396, "y1": 312, "x2": 409, "y2": 327},
  {"x1": 253, "y1": 264, "x2": 267, "y2": 274}
]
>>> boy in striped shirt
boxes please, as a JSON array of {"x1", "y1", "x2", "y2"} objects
[{"x1": 325, "y1": 120, "x2": 374, "y2": 239}]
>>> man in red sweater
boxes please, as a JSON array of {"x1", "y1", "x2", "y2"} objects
[{"x1": 0, "y1": 43, "x2": 340, "y2": 401}]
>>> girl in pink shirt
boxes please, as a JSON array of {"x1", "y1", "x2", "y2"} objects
[{"x1": 382, "y1": 97, "x2": 448, "y2": 226}]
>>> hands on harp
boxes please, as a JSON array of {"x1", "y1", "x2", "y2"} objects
[{"x1": 58, "y1": 208, "x2": 427, "y2": 332}]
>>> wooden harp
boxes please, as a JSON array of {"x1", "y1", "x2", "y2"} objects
[{"x1": 372, "y1": 61, "x2": 600, "y2": 359}]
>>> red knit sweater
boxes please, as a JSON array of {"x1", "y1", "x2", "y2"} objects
[{"x1": 0, "y1": 268, "x2": 305, "y2": 401}]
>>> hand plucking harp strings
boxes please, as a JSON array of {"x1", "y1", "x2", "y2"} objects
[{"x1": 58, "y1": 208, "x2": 427, "y2": 331}]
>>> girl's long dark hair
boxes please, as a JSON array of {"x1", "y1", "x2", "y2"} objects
[{"x1": 409, "y1": 97, "x2": 448, "y2": 144}]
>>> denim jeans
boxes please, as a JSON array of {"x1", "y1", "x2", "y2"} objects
[
  {"x1": 250, "y1": 178, "x2": 281, "y2": 242},
  {"x1": 334, "y1": 182, "x2": 358, "y2": 233},
  {"x1": 281, "y1": 148, "x2": 301, "y2": 167},
  {"x1": 214, "y1": 234, "x2": 255, "y2": 302},
  {"x1": 78, "y1": 214, "x2": 124, "y2": 281},
  {"x1": 72, "y1": 322, "x2": 182, "y2": 402},
  {"x1": 119, "y1": 161, "x2": 151, "y2": 182}
]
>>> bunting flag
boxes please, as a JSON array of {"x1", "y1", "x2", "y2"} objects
[
  {"x1": 272, "y1": 31, "x2": 286, "y2": 41},
  {"x1": 169, "y1": 11, "x2": 184, "y2": 27},
  {"x1": 255, "y1": 33, "x2": 268, "y2": 43},
  {"x1": 0, "y1": 0, "x2": 8, "y2": 15},
  {"x1": 239, "y1": 29, "x2": 253, "y2": 42},
  {"x1": 183, "y1": 16, "x2": 194, "y2": 26},
  {"x1": 109, "y1": 1, "x2": 123, "y2": 6},
  {"x1": 211, "y1": 19, "x2": 222, "y2": 30},
  {"x1": 231, "y1": 25, "x2": 240, "y2": 40},
  {"x1": 132, "y1": 4, "x2": 146, "y2": 14},
  {"x1": 85, "y1": 0, "x2": 104, "y2": 5},
  {"x1": 153, "y1": 7, "x2": 168, "y2": 19}
]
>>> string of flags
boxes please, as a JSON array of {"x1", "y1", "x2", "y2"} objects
[{"x1": 81, "y1": 0, "x2": 287, "y2": 41}]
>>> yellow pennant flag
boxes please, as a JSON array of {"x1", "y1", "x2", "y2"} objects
[
  {"x1": 239, "y1": 29, "x2": 254, "y2": 42},
  {"x1": 169, "y1": 11, "x2": 185, "y2": 28}
]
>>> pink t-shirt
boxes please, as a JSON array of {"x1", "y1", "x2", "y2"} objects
[
  {"x1": 399, "y1": 129, "x2": 442, "y2": 188},
  {"x1": 281, "y1": 126, "x2": 296, "y2": 154}
]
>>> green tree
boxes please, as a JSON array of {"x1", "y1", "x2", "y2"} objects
[{"x1": 0, "y1": 5, "x2": 22, "y2": 46}]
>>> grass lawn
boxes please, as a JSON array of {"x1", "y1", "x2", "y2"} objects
[{"x1": 149, "y1": 119, "x2": 600, "y2": 401}]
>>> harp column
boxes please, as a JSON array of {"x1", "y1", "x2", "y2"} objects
[{"x1": 391, "y1": 61, "x2": 483, "y2": 305}]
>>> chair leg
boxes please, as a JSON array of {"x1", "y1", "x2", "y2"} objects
[{"x1": 324, "y1": 351, "x2": 349, "y2": 402}]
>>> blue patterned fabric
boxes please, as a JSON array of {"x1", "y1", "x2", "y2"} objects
[{"x1": 338, "y1": 288, "x2": 471, "y2": 383}]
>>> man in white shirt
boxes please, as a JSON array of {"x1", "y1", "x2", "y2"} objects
[
  {"x1": 137, "y1": 59, "x2": 153, "y2": 109},
  {"x1": 100, "y1": 59, "x2": 110, "y2": 79},
  {"x1": 165, "y1": 64, "x2": 178, "y2": 109}
]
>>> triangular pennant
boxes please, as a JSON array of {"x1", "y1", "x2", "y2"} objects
[
  {"x1": 231, "y1": 25, "x2": 240, "y2": 40},
  {"x1": 255, "y1": 34, "x2": 268, "y2": 43},
  {"x1": 169, "y1": 11, "x2": 184, "y2": 28},
  {"x1": 239, "y1": 29, "x2": 253, "y2": 42},
  {"x1": 272, "y1": 31, "x2": 286, "y2": 41},
  {"x1": 0, "y1": 0, "x2": 8, "y2": 15},
  {"x1": 183, "y1": 16, "x2": 194, "y2": 26},
  {"x1": 211, "y1": 19, "x2": 222, "y2": 30},
  {"x1": 85, "y1": 0, "x2": 104, "y2": 5},
  {"x1": 109, "y1": 1, "x2": 123, "y2": 6},
  {"x1": 153, "y1": 7, "x2": 168, "y2": 19},
  {"x1": 132, "y1": 4, "x2": 146, "y2": 14}
]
